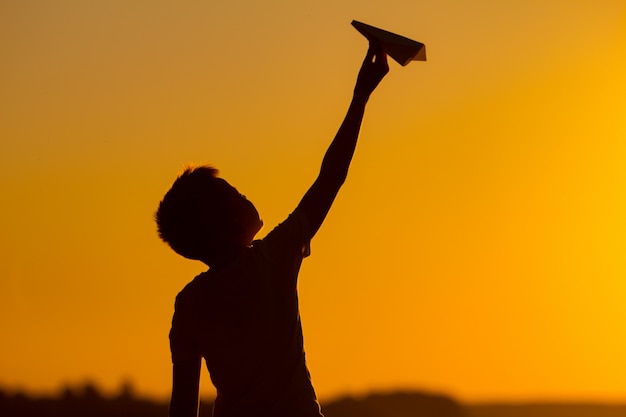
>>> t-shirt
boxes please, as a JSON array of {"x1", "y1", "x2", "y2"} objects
[{"x1": 169, "y1": 209, "x2": 323, "y2": 417}]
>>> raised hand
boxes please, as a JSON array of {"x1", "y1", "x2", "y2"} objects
[{"x1": 354, "y1": 42, "x2": 389, "y2": 102}]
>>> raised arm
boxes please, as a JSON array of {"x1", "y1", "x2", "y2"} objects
[{"x1": 297, "y1": 42, "x2": 389, "y2": 237}]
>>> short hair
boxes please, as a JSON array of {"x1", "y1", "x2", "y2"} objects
[{"x1": 155, "y1": 165, "x2": 230, "y2": 261}]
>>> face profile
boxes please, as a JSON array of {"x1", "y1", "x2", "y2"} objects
[
  {"x1": 231, "y1": 192, "x2": 263, "y2": 247},
  {"x1": 213, "y1": 178, "x2": 263, "y2": 248}
]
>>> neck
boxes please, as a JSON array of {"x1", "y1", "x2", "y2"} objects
[{"x1": 204, "y1": 244, "x2": 246, "y2": 269}]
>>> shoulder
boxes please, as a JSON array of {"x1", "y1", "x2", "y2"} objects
[
  {"x1": 261, "y1": 209, "x2": 308, "y2": 237},
  {"x1": 257, "y1": 208, "x2": 311, "y2": 259},
  {"x1": 174, "y1": 272, "x2": 208, "y2": 308}
]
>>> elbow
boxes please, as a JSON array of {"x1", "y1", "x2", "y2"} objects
[
  {"x1": 320, "y1": 175, "x2": 346, "y2": 194},
  {"x1": 332, "y1": 172, "x2": 348, "y2": 188},
  {"x1": 318, "y1": 167, "x2": 349, "y2": 189}
]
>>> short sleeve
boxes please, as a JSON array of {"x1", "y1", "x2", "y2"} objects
[
  {"x1": 169, "y1": 292, "x2": 200, "y2": 363},
  {"x1": 261, "y1": 208, "x2": 311, "y2": 261}
]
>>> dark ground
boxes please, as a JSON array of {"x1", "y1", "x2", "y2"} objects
[{"x1": 2, "y1": 383, "x2": 625, "y2": 417}]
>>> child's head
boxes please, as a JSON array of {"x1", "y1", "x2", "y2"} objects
[{"x1": 155, "y1": 165, "x2": 263, "y2": 266}]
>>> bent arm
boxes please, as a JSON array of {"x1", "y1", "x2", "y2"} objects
[
  {"x1": 169, "y1": 357, "x2": 201, "y2": 417},
  {"x1": 297, "y1": 43, "x2": 389, "y2": 237}
]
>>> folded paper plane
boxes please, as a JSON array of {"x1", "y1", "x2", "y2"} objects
[{"x1": 352, "y1": 20, "x2": 426, "y2": 66}]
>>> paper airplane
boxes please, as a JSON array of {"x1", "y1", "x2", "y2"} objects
[{"x1": 352, "y1": 20, "x2": 426, "y2": 66}]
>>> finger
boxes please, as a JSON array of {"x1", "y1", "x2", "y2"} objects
[
  {"x1": 369, "y1": 40, "x2": 385, "y2": 60},
  {"x1": 363, "y1": 43, "x2": 375, "y2": 64},
  {"x1": 376, "y1": 48, "x2": 388, "y2": 67}
]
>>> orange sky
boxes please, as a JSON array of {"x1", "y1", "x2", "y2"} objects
[{"x1": 1, "y1": 0, "x2": 626, "y2": 404}]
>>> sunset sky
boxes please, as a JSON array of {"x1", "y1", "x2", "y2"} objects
[{"x1": 1, "y1": 0, "x2": 626, "y2": 404}]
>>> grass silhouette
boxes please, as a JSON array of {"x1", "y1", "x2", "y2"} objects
[{"x1": 2, "y1": 383, "x2": 626, "y2": 417}]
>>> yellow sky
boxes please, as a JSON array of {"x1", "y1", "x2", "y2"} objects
[{"x1": 1, "y1": 0, "x2": 626, "y2": 404}]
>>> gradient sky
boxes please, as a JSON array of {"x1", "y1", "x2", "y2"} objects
[{"x1": 1, "y1": 0, "x2": 626, "y2": 404}]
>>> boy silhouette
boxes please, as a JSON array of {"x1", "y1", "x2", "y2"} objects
[{"x1": 156, "y1": 43, "x2": 388, "y2": 417}]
